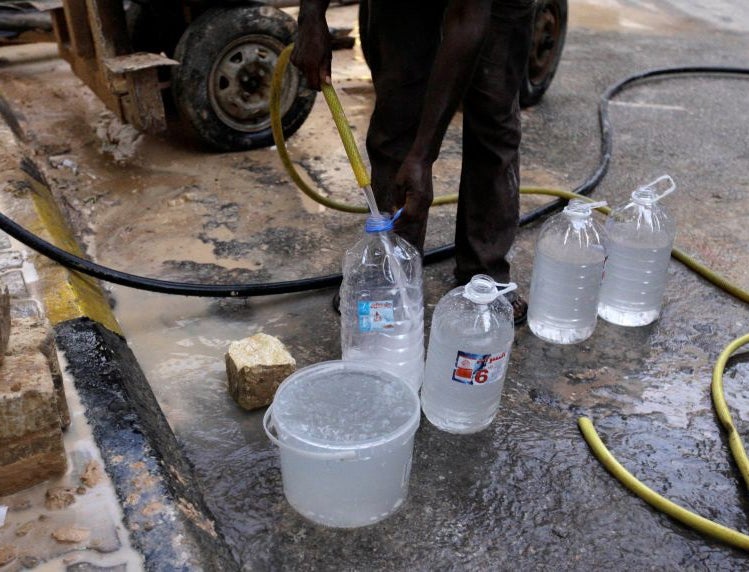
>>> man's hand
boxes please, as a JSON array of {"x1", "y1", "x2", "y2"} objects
[
  {"x1": 291, "y1": 5, "x2": 332, "y2": 91},
  {"x1": 393, "y1": 156, "x2": 434, "y2": 251}
]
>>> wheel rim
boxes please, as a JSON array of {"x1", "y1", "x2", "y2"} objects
[
  {"x1": 209, "y1": 35, "x2": 299, "y2": 133},
  {"x1": 528, "y1": 1, "x2": 563, "y2": 86}
]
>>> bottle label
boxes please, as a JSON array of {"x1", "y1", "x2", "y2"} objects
[
  {"x1": 452, "y1": 350, "x2": 507, "y2": 385},
  {"x1": 358, "y1": 300, "x2": 395, "y2": 332}
]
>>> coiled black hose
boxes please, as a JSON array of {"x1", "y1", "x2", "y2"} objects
[{"x1": 0, "y1": 65, "x2": 747, "y2": 296}]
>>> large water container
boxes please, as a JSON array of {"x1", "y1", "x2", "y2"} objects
[
  {"x1": 528, "y1": 199, "x2": 608, "y2": 344},
  {"x1": 421, "y1": 275, "x2": 516, "y2": 434},
  {"x1": 263, "y1": 360, "x2": 421, "y2": 528},
  {"x1": 598, "y1": 175, "x2": 677, "y2": 326},
  {"x1": 340, "y1": 211, "x2": 424, "y2": 390}
]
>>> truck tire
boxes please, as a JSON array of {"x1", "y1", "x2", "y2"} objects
[
  {"x1": 172, "y1": 6, "x2": 316, "y2": 151},
  {"x1": 519, "y1": 0, "x2": 568, "y2": 108}
]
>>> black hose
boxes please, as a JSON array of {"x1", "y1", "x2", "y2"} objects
[{"x1": 1, "y1": 65, "x2": 748, "y2": 297}]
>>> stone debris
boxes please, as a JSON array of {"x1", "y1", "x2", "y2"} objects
[
  {"x1": 6, "y1": 499, "x2": 30, "y2": 512},
  {"x1": 51, "y1": 526, "x2": 90, "y2": 544},
  {"x1": 15, "y1": 520, "x2": 35, "y2": 537},
  {"x1": 0, "y1": 352, "x2": 67, "y2": 496},
  {"x1": 0, "y1": 271, "x2": 27, "y2": 299},
  {"x1": 0, "y1": 544, "x2": 16, "y2": 566},
  {"x1": 0, "y1": 505, "x2": 6, "y2": 527},
  {"x1": 19, "y1": 555, "x2": 39, "y2": 568},
  {"x1": 95, "y1": 112, "x2": 143, "y2": 164},
  {"x1": 48, "y1": 155, "x2": 79, "y2": 175},
  {"x1": 45, "y1": 487, "x2": 76, "y2": 510},
  {"x1": 80, "y1": 460, "x2": 104, "y2": 488},
  {"x1": 225, "y1": 333, "x2": 296, "y2": 411},
  {"x1": 0, "y1": 242, "x2": 70, "y2": 495},
  {"x1": 6, "y1": 316, "x2": 71, "y2": 430},
  {"x1": 141, "y1": 502, "x2": 164, "y2": 517},
  {"x1": 67, "y1": 563, "x2": 126, "y2": 572},
  {"x1": 177, "y1": 498, "x2": 217, "y2": 538}
]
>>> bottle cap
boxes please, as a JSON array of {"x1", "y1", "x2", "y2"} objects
[
  {"x1": 365, "y1": 208, "x2": 403, "y2": 233},
  {"x1": 463, "y1": 274, "x2": 517, "y2": 304},
  {"x1": 631, "y1": 174, "x2": 676, "y2": 205}
]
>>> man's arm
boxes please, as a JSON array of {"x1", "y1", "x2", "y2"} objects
[
  {"x1": 395, "y1": 0, "x2": 492, "y2": 247},
  {"x1": 291, "y1": 0, "x2": 333, "y2": 91}
]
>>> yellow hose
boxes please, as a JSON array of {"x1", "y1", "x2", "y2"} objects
[
  {"x1": 271, "y1": 45, "x2": 462, "y2": 213},
  {"x1": 271, "y1": 45, "x2": 749, "y2": 304},
  {"x1": 272, "y1": 43, "x2": 749, "y2": 551},
  {"x1": 579, "y1": 418, "x2": 749, "y2": 551},
  {"x1": 711, "y1": 334, "x2": 749, "y2": 489},
  {"x1": 320, "y1": 83, "x2": 370, "y2": 188},
  {"x1": 270, "y1": 46, "x2": 366, "y2": 213}
]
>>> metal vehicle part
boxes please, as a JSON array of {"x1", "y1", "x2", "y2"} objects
[{"x1": 520, "y1": 0, "x2": 568, "y2": 108}]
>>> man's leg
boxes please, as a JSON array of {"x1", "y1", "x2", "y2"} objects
[
  {"x1": 454, "y1": 0, "x2": 534, "y2": 284},
  {"x1": 359, "y1": 0, "x2": 446, "y2": 250}
]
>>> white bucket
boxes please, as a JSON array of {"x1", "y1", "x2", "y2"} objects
[{"x1": 263, "y1": 360, "x2": 421, "y2": 528}]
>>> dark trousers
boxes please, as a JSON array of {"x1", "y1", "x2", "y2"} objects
[{"x1": 359, "y1": 0, "x2": 534, "y2": 283}]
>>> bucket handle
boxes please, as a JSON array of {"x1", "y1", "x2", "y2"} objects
[{"x1": 263, "y1": 407, "x2": 358, "y2": 461}]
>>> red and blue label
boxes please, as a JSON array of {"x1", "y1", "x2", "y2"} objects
[{"x1": 452, "y1": 350, "x2": 507, "y2": 385}]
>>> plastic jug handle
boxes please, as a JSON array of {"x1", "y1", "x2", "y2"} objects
[
  {"x1": 642, "y1": 174, "x2": 676, "y2": 202},
  {"x1": 263, "y1": 407, "x2": 358, "y2": 461},
  {"x1": 564, "y1": 200, "x2": 608, "y2": 216},
  {"x1": 494, "y1": 281, "x2": 518, "y2": 296}
]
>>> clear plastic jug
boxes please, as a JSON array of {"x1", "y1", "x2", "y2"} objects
[
  {"x1": 598, "y1": 175, "x2": 676, "y2": 326},
  {"x1": 340, "y1": 211, "x2": 425, "y2": 391},
  {"x1": 528, "y1": 199, "x2": 608, "y2": 344},
  {"x1": 421, "y1": 275, "x2": 516, "y2": 434}
]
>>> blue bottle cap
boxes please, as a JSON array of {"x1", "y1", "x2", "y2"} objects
[{"x1": 364, "y1": 208, "x2": 403, "y2": 233}]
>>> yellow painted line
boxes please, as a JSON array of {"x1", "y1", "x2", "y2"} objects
[{"x1": 25, "y1": 174, "x2": 122, "y2": 335}]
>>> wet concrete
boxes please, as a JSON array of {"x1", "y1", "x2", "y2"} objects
[
  {"x1": 54, "y1": 318, "x2": 238, "y2": 571},
  {"x1": 2, "y1": 0, "x2": 749, "y2": 569}
]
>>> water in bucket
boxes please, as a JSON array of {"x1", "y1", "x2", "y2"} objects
[{"x1": 264, "y1": 361, "x2": 421, "y2": 528}]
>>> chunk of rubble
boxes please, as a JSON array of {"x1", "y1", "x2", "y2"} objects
[
  {"x1": 80, "y1": 460, "x2": 104, "y2": 488},
  {"x1": 45, "y1": 487, "x2": 76, "y2": 510},
  {"x1": 51, "y1": 526, "x2": 90, "y2": 544},
  {"x1": 225, "y1": 333, "x2": 296, "y2": 411},
  {"x1": 0, "y1": 353, "x2": 67, "y2": 496},
  {"x1": 0, "y1": 545, "x2": 16, "y2": 566}
]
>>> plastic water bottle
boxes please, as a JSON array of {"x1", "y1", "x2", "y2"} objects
[
  {"x1": 340, "y1": 211, "x2": 424, "y2": 391},
  {"x1": 421, "y1": 275, "x2": 516, "y2": 434},
  {"x1": 598, "y1": 175, "x2": 676, "y2": 326},
  {"x1": 528, "y1": 199, "x2": 608, "y2": 344}
]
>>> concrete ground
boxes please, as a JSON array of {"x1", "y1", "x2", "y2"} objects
[{"x1": 1, "y1": 0, "x2": 749, "y2": 569}]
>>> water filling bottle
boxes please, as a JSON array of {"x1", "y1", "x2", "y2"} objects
[
  {"x1": 598, "y1": 175, "x2": 677, "y2": 326},
  {"x1": 340, "y1": 210, "x2": 425, "y2": 391},
  {"x1": 421, "y1": 275, "x2": 516, "y2": 434},
  {"x1": 528, "y1": 199, "x2": 608, "y2": 344}
]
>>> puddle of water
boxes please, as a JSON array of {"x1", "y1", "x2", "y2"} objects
[{"x1": 0, "y1": 354, "x2": 144, "y2": 571}]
